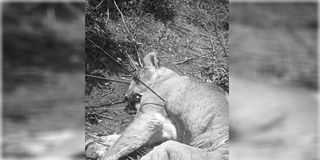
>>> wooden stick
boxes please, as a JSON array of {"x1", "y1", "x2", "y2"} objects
[
  {"x1": 107, "y1": 0, "x2": 110, "y2": 20},
  {"x1": 85, "y1": 74, "x2": 130, "y2": 84},
  {"x1": 113, "y1": 0, "x2": 133, "y2": 40},
  {"x1": 172, "y1": 63, "x2": 185, "y2": 75},
  {"x1": 174, "y1": 57, "x2": 195, "y2": 65},
  {"x1": 95, "y1": 0, "x2": 105, "y2": 9},
  {"x1": 113, "y1": 0, "x2": 138, "y2": 70},
  {"x1": 99, "y1": 115, "x2": 113, "y2": 120},
  {"x1": 113, "y1": 0, "x2": 143, "y2": 68},
  {"x1": 85, "y1": 100, "x2": 127, "y2": 109}
]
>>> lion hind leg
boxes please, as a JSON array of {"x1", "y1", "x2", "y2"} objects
[{"x1": 141, "y1": 140, "x2": 228, "y2": 160}]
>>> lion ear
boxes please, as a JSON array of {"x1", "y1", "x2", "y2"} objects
[{"x1": 143, "y1": 51, "x2": 159, "y2": 69}]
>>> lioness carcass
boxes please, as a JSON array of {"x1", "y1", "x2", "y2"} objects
[{"x1": 102, "y1": 52, "x2": 229, "y2": 160}]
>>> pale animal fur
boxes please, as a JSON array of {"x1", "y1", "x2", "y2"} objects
[{"x1": 102, "y1": 52, "x2": 229, "y2": 160}]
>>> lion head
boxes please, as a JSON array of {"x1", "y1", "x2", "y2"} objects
[{"x1": 124, "y1": 51, "x2": 177, "y2": 110}]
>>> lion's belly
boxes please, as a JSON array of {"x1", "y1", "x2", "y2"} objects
[
  {"x1": 153, "y1": 77, "x2": 229, "y2": 149},
  {"x1": 166, "y1": 103, "x2": 229, "y2": 150},
  {"x1": 189, "y1": 116, "x2": 229, "y2": 150}
]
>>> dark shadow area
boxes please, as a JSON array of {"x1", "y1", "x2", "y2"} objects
[
  {"x1": 88, "y1": 0, "x2": 176, "y2": 24},
  {"x1": 85, "y1": 32, "x2": 138, "y2": 94},
  {"x1": 141, "y1": 0, "x2": 176, "y2": 23}
]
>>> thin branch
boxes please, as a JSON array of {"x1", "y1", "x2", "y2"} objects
[
  {"x1": 86, "y1": 100, "x2": 127, "y2": 109},
  {"x1": 85, "y1": 74, "x2": 130, "y2": 84},
  {"x1": 86, "y1": 38, "x2": 134, "y2": 74},
  {"x1": 99, "y1": 115, "x2": 113, "y2": 120},
  {"x1": 135, "y1": 46, "x2": 143, "y2": 67},
  {"x1": 213, "y1": 24, "x2": 228, "y2": 58},
  {"x1": 113, "y1": 0, "x2": 133, "y2": 40},
  {"x1": 87, "y1": 39, "x2": 165, "y2": 103},
  {"x1": 85, "y1": 121, "x2": 92, "y2": 127},
  {"x1": 123, "y1": 51, "x2": 138, "y2": 71},
  {"x1": 107, "y1": 0, "x2": 110, "y2": 20},
  {"x1": 86, "y1": 132, "x2": 98, "y2": 139},
  {"x1": 204, "y1": 25, "x2": 216, "y2": 53},
  {"x1": 172, "y1": 63, "x2": 185, "y2": 75},
  {"x1": 116, "y1": 145, "x2": 130, "y2": 155},
  {"x1": 99, "y1": 122, "x2": 112, "y2": 131},
  {"x1": 95, "y1": 0, "x2": 105, "y2": 9},
  {"x1": 113, "y1": 0, "x2": 142, "y2": 68},
  {"x1": 174, "y1": 57, "x2": 195, "y2": 65},
  {"x1": 121, "y1": 74, "x2": 133, "y2": 77},
  {"x1": 169, "y1": 24, "x2": 190, "y2": 35}
]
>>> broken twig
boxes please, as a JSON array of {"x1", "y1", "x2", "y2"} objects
[
  {"x1": 86, "y1": 100, "x2": 127, "y2": 109},
  {"x1": 107, "y1": 0, "x2": 110, "y2": 20},
  {"x1": 99, "y1": 115, "x2": 113, "y2": 120},
  {"x1": 172, "y1": 63, "x2": 185, "y2": 75},
  {"x1": 85, "y1": 74, "x2": 130, "y2": 84},
  {"x1": 213, "y1": 23, "x2": 228, "y2": 58},
  {"x1": 113, "y1": 0, "x2": 138, "y2": 70},
  {"x1": 113, "y1": 0, "x2": 143, "y2": 68},
  {"x1": 174, "y1": 57, "x2": 195, "y2": 65},
  {"x1": 113, "y1": 0, "x2": 133, "y2": 40},
  {"x1": 95, "y1": 0, "x2": 105, "y2": 9}
]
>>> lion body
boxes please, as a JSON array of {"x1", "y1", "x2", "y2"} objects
[
  {"x1": 139, "y1": 67, "x2": 229, "y2": 149},
  {"x1": 102, "y1": 53, "x2": 229, "y2": 160}
]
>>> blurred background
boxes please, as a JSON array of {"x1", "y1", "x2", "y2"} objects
[
  {"x1": 2, "y1": 1, "x2": 85, "y2": 159},
  {"x1": 229, "y1": 1, "x2": 318, "y2": 160},
  {"x1": 1, "y1": 0, "x2": 318, "y2": 160}
]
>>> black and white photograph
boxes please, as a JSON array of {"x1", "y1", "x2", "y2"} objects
[
  {"x1": 2, "y1": 1, "x2": 85, "y2": 160},
  {"x1": 85, "y1": 0, "x2": 229, "y2": 159},
  {"x1": 0, "y1": 0, "x2": 318, "y2": 160}
]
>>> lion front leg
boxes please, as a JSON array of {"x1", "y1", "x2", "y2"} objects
[
  {"x1": 140, "y1": 140, "x2": 229, "y2": 160},
  {"x1": 102, "y1": 112, "x2": 167, "y2": 160}
]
